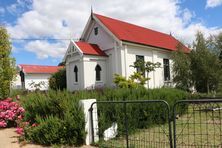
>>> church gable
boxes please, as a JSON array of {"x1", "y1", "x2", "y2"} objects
[{"x1": 80, "y1": 16, "x2": 116, "y2": 51}]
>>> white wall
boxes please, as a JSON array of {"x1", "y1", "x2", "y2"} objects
[
  {"x1": 87, "y1": 21, "x2": 114, "y2": 51},
  {"x1": 66, "y1": 53, "x2": 84, "y2": 91},
  {"x1": 24, "y1": 73, "x2": 51, "y2": 90},
  {"x1": 11, "y1": 74, "x2": 22, "y2": 89},
  {"x1": 120, "y1": 43, "x2": 173, "y2": 88},
  {"x1": 83, "y1": 55, "x2": 107, "y2": 89}
]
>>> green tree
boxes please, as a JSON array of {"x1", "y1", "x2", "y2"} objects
[
  {"x1": 130, "y1": 59, "x2": 161, "y2": 87},
  {"x1": 172, "y1": 43, "x2": 192, "y2": 91},
  {"x1": 0, "y1": 26, "x2": 16, "y2": 99},
  {"x1": 49, "y1": 68, "x2": 66, "y2": 90},
  {"x1": 191, "y1": 31, "x2": 222, "y2": 93}
]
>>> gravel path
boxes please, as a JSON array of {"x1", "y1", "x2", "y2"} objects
[
  {"x1": 0, "y1": 128, "x2": 96, "y2": 148},
  {"x1": 0, "y1": 128, "x2": 44, "y2": 148}
]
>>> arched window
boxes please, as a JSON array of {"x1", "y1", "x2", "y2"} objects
[
  {"x1": 74, "y1": 66, "x2": 78, "y2": 82},
  {"x1": 95, "y1": 64, "x2": 102, "y2": 81}
]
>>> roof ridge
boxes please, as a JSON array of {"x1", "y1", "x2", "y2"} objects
[
  {"x1": 93, "y1": 13, "x2": 174, "y2": 39},
  {"x1": 19, "y1": 64, "x2": 62, "y2": 67}
]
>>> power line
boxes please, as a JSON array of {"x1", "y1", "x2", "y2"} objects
[{"x1": 11, "y1": 38, "x2": 79, "y2": 41}]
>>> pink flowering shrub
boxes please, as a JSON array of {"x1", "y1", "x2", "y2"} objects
[{"x1": 0, "y1": 98, "x2": 25, "y2": 128}]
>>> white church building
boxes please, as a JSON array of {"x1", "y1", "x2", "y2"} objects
[{"x1": 64, "y1": 13, "x2": 190, "y2": 91}]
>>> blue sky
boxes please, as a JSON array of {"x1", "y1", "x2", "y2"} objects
[{"x1": 0, "y1": 0, "x2": 222, "y2": 66}]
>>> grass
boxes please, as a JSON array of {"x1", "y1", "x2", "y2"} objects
[{"x1": 97, "y1": 104, "x2": 222, "y2": 148}]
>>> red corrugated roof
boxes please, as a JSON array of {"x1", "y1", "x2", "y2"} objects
[
  {"x1": 75, "y1": 41, "x2": 107, "y2": 56},
  {"x1": 94, "y1": 13, "x2": 190, "y2": 52},
  {"x1": 19, "y1": 64, "x2": 63, "y2": 74}
]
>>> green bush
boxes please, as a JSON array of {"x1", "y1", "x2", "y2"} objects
[
  {"x1": 21, "y1": 88, "x2": 191, "y2": 146},
  {"x1": 95, "y1": 88, "x2": 190, "y2": 136},
  {"x1": 21, "y1": 90, "x2": 85, "y2": 146},
  {"x1": 49, "y1": 68, "x2": 66, "y2": 90}
]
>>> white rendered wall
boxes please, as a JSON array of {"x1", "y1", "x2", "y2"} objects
[
  {"x1": 66, "y1": 55, "x2": 84, "y2": 91},
  {"x1": 24, "y1": 73, "x2": 51, "y2": 90},
  {"x1": 83, "y1": 55, "x2": 107, "y2": 89},
  {"x1": 87, "y1": 21, "x2": 114, "y2": 51},
  {"x1": 11, "y1": 74, "x2": 22, "y2": 89},
  {"x1": 79, "y1": 99, "x2": 99, "y2": 145},
  {"x1": 120, "y1": 44, "x2": 173, "y2": 88}
]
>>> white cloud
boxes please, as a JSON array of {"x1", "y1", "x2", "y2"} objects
[
  {"x1": 206, "y1": 0, "x2": 222, "y2": 8},
  {"x1": 7, "y1": 0, "x2": 222, "y2": 61},
  {"x1": 25, "y1": 40, "x2": 68, "y2": 59}
]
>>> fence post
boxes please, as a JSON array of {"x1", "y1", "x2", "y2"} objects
[
  {"x1": 79, "y1": 99, "x2": 98, "y2": 145},
  {"x1": 89, "y1": 106, "x2": 94, "y2": 144},
  {"x1": 124, "y1": 102, "x2": 129, "y2": 148},
  {"x1": 173, "y1": 102, "x2": 178, "y2": 148}
]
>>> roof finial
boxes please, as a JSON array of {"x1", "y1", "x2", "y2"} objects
[
  {"x1": 170, "y1": 32, "x2": 172, "y2": 36},
  {"x1": 91, "y1": 5, "x2": 93, "y2": 15}
]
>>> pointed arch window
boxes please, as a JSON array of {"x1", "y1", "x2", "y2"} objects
[
  {"x1": 95, "y1": 64, "x2": 102, "y2": 81},
  {"x1": 74, "y1": 66, "x2": 78, "y2": 82}
]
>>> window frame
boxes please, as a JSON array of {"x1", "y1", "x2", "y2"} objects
[
  {"x1": 163, "y1": 59, "x2": 171, "y2": 81},
  {"x1": 74, "y1": 65, "x2": 78, "y2": 83},
  {"x1": 94, "y1": 27, "x2": 98, "y2": 36},
  {"x1": 95, "y1": 64, "x2": 102, "y2": 82},
  {"x1": 135, "y1": 55, "x2": 145, "y2": 77}
]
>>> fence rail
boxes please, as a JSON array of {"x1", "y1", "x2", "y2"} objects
[{"x1": 88, "y1": 99, "x2": 222, "y2": 148}]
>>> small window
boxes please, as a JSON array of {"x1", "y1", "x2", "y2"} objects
[
  {"x1": 94, "y1": 27, "x2": 98, "y2": 36},
  {"x1": 74, "y1": 66, "x2": 78, "y2": 82},
  {"x1": 135, "y1": 55, "x2": 145, "y2": 76},
  {"x1": 95, "y1": 64, "x2": 102, "y2": 81},
  {"x1": 163, "y1": 59, "x2": 170, "y2": 81}
]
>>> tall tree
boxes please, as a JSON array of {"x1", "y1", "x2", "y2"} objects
[
  {"x1": 191, "y1": 31, "x2": 222, "y2": 93},
  {"x1": 172, "y1": 43, "x2": 192, "y2": 91},
  {"x1": 0, "y1": 26, "x2": 16, "y2": 99}
]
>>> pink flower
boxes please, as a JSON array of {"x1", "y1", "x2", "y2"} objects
[
  {"x1": 18, "y1": 107, "x2": 25, "y2": 113},
  {"x1": 31, "y1": 123, "x2": 38, "y2": 127},
  {"x1": 15, "y1": 127, "x2": 24, "y2": 135},
  {"x1": 0, "y1": 121, "x2": 7, "y2": 127},
  {"x1": 17, "y1": 115, "x2": 23, "y2": 120}
]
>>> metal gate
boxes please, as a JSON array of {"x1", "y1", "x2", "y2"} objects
[
  {"x1": 89, "y1": 100, "x2": 173, "y2": 148},
  {"x1": 173, "y1": 99, "x2": 222, "y2": 148},
  {"x1": 89, "y1": 99, "x2": 222, "y2": 148}
]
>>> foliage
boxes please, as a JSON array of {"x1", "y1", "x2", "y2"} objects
[
  {"x1": 0, "y1": 98, "x2": 25, "y2": 128},
  {"x1": 49, "y1": 68, "x2": 66, "y2": 90},
  {"x1": 172, "y1": 43, "x2": 192, "y2": 91},
  {"x1": 114, "y1": 73, "x2": 148, "y2": 88},
  {"x1": 172, "y1": 31, "x2": 222, "y2": 94},
  {"x1": 95, "y1": 88, "x2": 190, "y2": 137},
  {"x1": 20, "y1": 90, "x2": 85, "y2": 146},
  {"x1": 29, "y1": 81, "x2": 46, "y2": 90},
  {"x1": 130, "y1": 59, "x2": 161, "y2": 78},
  {"x1": 0, "y1": 26, "x2": 16, "y2": 99},
  {"x1": 191, "y1": 31, "x2": 222, "y2": 93},
  {"x1": 114, "y1": 59, "x2": 160, "y2": 88}
]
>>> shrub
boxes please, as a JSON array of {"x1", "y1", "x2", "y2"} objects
[
  {"x1": 49, "y1": 68, "x2": 66, "y2": 90},
  {"x1": 20, "y1": 88, "x2": 191, "y2": 146},
  {"x1": 20, "y1": 90, "x2": 85, "y2": 146},
  {"x1": 95, "y1": 88, "x2": 190, "y2": 136},
  {"x1": 0, "y1": 98, "x2": 25, "y2": 128}
]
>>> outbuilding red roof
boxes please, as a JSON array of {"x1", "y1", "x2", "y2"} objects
[
  {"x1": 75, "y1": 41, "x2": 107, "y2": 56},
  {"x1": 19, "y1": 64, "x2": 63, "y2": 74},
  {"x1": 94, "y1": 13, "x2": 190, "y2": 52}
]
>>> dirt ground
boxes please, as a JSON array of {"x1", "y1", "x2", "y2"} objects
[
  {"x1": 0, "y1": 128, "x2": 44, "y2": 148},
  {"x1": 0, "y1": 128, "x2": 95, "y2": 148}
]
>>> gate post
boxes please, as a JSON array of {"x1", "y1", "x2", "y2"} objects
[
  {"x1": 124, "y1": 102, "x2": 129, "y2": 148},
  {"x1": 79, "y1": 99, "x2": 99, "y2": 145}
]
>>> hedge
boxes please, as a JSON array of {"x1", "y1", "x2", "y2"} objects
[{"x1": 20, "y1": 88, "x2": 190, "y2": 146}]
